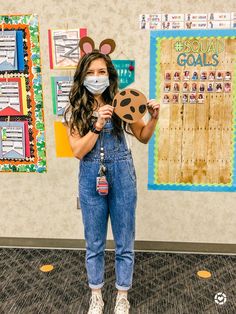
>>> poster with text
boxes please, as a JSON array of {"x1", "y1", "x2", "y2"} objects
[
  {"x1": 48, "y1": 29, "x2": 87, "y2": 69},
  {"x1": 148, "y1": 29, "x2": 236, "y2": 191}
]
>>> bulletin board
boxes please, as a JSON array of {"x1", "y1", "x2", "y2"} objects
[
  {"x1": 0, "y1": 14, "x2": 46, "y2": 172},
  {"x1": 148, "y1": 29, "x2": 236, "y2": 191}
]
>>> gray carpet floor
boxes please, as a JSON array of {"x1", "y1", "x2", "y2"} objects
[{"x1": 0, "y1": 248, "x2": 235, "y2": 313}]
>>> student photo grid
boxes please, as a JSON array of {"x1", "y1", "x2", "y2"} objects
[{"x1": 162, "y1": 69, "x2": 232, "y2": 105}]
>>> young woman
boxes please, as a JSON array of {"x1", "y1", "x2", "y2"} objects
[{"x1": 64, "y1": 40, "x2": 160, "y2": 314}]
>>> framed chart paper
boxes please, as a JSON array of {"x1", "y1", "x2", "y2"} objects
[
  {"x1": 48, "y1": 28, "x2": 87, "y2": 69},
  {"x1": 0, "y1": 78, "x2": 27, "y2": 116},
  {"x1": 148, "y1": 29, "x2": 236, "y2": 191},
  {"x1": 0, "y1": 121, "x2": 30, "y2": 159},
  {"x1": 51, "y1": 76, "x2": 73, "y2": 115}
]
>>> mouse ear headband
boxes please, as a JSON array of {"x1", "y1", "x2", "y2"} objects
[{"x1": 79, "y1": 36, "x2": 116, "y2": 55}]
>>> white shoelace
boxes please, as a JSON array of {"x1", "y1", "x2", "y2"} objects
[
  {"x1": 88, "y1": 294, "x2": 104, "y2": 314},
  {"x1": 114, "y1": 296, "x2": 130, "y2": 314}
]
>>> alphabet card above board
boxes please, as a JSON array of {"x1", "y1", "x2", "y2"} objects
[
  {"x1": 0, "y1": 14, "x2": 46, "y2": 172},
  {"x1": 148, "y1": 29, "x2": 236, "y2": 191}
]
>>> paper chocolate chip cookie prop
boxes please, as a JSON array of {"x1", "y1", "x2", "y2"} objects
[{"x1": 113, "y1": 89, "x2": 147, "y2": 123}]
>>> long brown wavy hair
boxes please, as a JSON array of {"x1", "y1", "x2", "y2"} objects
[{"x1": 64, "y1": 51, "x2": 132, "y2": 137}]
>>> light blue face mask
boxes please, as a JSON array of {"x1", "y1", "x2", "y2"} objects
[{"x1": 83, "y1": 75, "x2": 110, "y2": 95}]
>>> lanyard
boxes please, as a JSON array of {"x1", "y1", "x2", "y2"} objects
[
  {"x1": 99, "y1": 131, "x2": 106, "y2": 176},
  {"x1": 96, "y1": 130, "x2": 109, "y2": 196}
]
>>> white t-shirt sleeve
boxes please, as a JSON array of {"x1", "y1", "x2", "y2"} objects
[
  {"x1": 124, "y1": 123, "x2": 133, "y2": 151},
  {"x1": 124, "y1": 112, "x2": 150, "y2": 150}
]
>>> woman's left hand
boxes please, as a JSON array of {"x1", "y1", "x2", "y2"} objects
[{"x1": 147, "y1": 99, "x2": 160, "y2": 120}]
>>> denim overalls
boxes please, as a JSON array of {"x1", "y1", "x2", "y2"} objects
[{"x1": 79, "y1": 118, "x2": 137, "y2": 291}]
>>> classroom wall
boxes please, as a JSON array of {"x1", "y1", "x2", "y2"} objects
[{"x1": 0, "y1": 0, "x2": 236, "y2": 246}]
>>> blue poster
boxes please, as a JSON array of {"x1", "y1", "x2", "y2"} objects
[{"x1": 112, "y1": 60, "x2": 135, "y2": 89}]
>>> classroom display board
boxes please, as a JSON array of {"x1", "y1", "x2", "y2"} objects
[
  {"x1": 148, "y1": 29, "x2": 236, "y2": 191},
  {"x1": 51, "y1": 76, "x2": 73, "y2": 116},
  {"x1": 48, "y1": 29, "x2": 87, "y2": 69},
  {"x1": 0, "y1": 14, "x2": 46, "y2": 172}
]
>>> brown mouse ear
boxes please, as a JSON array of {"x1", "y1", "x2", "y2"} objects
[
  {"x1": 79, "y1": 36, "x2": 95, "y2": 54},
  {"x1": 99, "y1": 39, "x2": 116, "y2": 55}
]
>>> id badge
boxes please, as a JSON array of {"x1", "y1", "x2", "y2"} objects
[{"x1": 96, "y1": 176, "x2": 109, "y2": 195}]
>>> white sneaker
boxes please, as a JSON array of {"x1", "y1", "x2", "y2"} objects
[
  {"x1": 87, "y1": 294, "x2": 104, "y2": 314},
  {"x1": 114, "y1": 296, "x2": 130, "y2": 314}
]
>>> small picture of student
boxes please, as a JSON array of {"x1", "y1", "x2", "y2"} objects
[
  {"x1": 163, "y1": 94, "x2": 170, "y2": 103},
  {"x1": 183, "y1": 70, "x2": 190, "y2": 80},
  {"x1": 216, "y1": 83, "x2": 223, "y2": 92},
  {"x1": 224, "y1": 82, "x2": 231, "y2": 93},
  {"x1": 207, "y1": 83, "x2": 213, "y2": 92},
  {"x1": 182, "y1": 93, "x2": 188, "y2": 103},
  {"x1": 165, "y1": 72, "x2": 171, "y2": 81},
  {"x1": 140, "y1": 15, "x2": 147, "y2": 29},
  {"x1": 192, "y1": 71, "x2": 198, "y2": 80},
  {"x1": 199, "y1": 83, "x2": 205, "y2": 92},
  {"x1": 224, "y1": 71, "x2": 231, "y2": 81},
  {"x1": 189, "y1": 93, "x2": 197, "y2": 104},
  {"x1": 216, "y1": 71, "x2": 223, "y2": 80},
  {"x1": 164, "y1": 83, "x2": 171, "y2": 92},
  {"x1": 173, "y1": 82, "x2": 180, "y2": 92},
  {"x1": 200, "y1": 71, "x2": 207, "y2": 80},
  {"x1": 208, "y1": 71, "x2": 215, "y2": 81},
  {"x1": 172, "y1": 94, "x2": 179, "y2": 104},
  {"x1": 162, "y1": 21, "x2": 170, "y2": 29},
  {"x1": 197, "y1": 93, "x2": 204, "y2": 104},
  {"x1": 182, "y1": 82, "x2": 189, "y2": 92},
  {"x1": 186, "y1": 21, "x2": 192, "y2": 29},
  {"x1": 191, "y1": 82, "x2": 197, "y2": 92},
  {"x1": 173, "y1": 71, "x2": 180, "y2": 81}
]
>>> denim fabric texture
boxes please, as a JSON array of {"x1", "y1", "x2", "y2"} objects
[{"x1": 79, "y1": 119, "x2": 137, "y2": 290}]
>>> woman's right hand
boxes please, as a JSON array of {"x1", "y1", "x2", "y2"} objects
[{"x1": 96, "y1": 105, "x2": 114, "y2": 129}]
